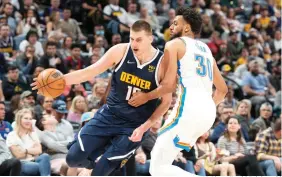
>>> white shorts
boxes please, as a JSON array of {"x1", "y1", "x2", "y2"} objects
[{"x1": 158, "y1": 90, "x2": 216, "y2": 151}]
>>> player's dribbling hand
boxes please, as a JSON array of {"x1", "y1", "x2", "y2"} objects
[
  {"x1": 128, "y1": 92, "x2": 149, "y2": 107},
  {"x1": 129, "y1": 126, "x2": 145, "y2": 142},
  {"x1": 30, "y1": 78, "x2": 43, "y2": 95}
]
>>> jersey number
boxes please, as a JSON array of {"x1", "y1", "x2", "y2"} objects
[
  {"x1": 126, "y1": 86, "x2": 141, "y2": 100},
  {"x1": 194, "y1": 55, "x2": 213, "y2": 81}
]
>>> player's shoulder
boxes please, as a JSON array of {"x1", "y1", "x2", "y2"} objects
[
  {"x1": 110, "y1": 43, "x2": 129, "y2": 50},
  {"x1": 108, "y1": 43, "x2": 129, "y2": 56},
  {"x1": 165, "y1": 38, "x2": 185, "y2": 50}
]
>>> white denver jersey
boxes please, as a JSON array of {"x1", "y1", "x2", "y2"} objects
[{"x1": 178, "y1": 37, "x2": 214, "y2": 96}]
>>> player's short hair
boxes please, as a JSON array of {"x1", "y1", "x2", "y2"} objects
[
  {"x1": 131, "y1": 20, "x2": 152, "y2": 35},
  {"x1": 176, "y1": 7, "x2": 202, "y2": 35}
]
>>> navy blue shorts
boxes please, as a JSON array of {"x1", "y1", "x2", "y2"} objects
[{"x1": 67, "y1": 104, "x2": 147, "y2": 174}]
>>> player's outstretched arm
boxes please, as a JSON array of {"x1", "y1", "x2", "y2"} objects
[
  {"x1": 64, "y1": 44, "x2": 127, "y2": 86},
  {"x1": 212, "y1": 58, "x2": 228, "y2": 106},
  {"x1": 129, "y1": 93, "x2": 172, "y2": 142}
]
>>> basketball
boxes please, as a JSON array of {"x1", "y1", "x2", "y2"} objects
[{"x1": 36, "y1": 68, "x2": 66, "y2": 98}]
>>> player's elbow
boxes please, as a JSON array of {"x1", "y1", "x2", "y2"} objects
[{"x1": 221, "y1": 84, "x2": 228, "y2": 96}]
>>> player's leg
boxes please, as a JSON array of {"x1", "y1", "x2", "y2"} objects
[
  {"x1": 149, "y1": 131, "x2": 194, "y2": 176},
  {"x1": 66, "y1": 132, "x2": 109, "y2": 168},
  {"x1": 92, "y1": 134, "x2": 140, "y2": 176}
]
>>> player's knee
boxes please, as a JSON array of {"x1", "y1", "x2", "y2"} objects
[{"x1": 66, "y1": 153, "x2": 78, "y2": 167}]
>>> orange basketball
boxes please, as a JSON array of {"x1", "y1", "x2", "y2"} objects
[{"x1": 37, "y1": 68, "x2": 66, "y2": 98}]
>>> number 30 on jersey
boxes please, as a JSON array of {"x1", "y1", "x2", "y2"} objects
[{"x1": 195, "y1": 54, "x2": 213, "y2": 81}]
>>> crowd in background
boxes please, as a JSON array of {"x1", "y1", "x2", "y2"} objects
[{"x1": 0, "y1": 0, "x2": 281, "y2": 176}]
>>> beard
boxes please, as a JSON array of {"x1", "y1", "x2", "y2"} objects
[{"x1": 170, "y1": 31, "x2": 183, "y2": 40}]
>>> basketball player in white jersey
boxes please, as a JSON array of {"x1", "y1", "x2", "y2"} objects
[{"x1": 128, "y1": 7, "x2": 228, "y2": 176}]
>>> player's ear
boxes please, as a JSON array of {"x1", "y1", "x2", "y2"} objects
[{"x1": 184, "y1": 24, "x2": 191, "y2": 34}]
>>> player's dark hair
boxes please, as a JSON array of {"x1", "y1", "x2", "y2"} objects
[
  {"x1": 131, "y1": 20, "x2": 152, "y2": 35},
  {"x1": 176, "y1": 7, "x2": 202, "y2": 35}
]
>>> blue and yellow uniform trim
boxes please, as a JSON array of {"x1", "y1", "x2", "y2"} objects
[
  {"x1": 173, "y1": 135, "x2": 191, "y2": 151},
  {"x1": 158, "y1": 61, "x2": 186, "y2": 136},
  {"x1": 157, "y1": 61, "x2": 192, "y2": 151}
]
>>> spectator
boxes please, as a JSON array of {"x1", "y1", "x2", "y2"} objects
[
  {"x1": 103, "y1": 0, "x2": 130, "y2": 34},
  {"x1": 227, "y1": 31, "x2": 244, "y2": 62},
  {"x1": 59, "y1": 7, "x2": 86, "y2": 42},
  {"x1": 19, "y1": 90, "x2": 35, "y2": 108},
  {"x1": 0, "y1": 24, "x2": 15, "y2": 59},
  {"x1": 251, "y1": 102, "x2": 273, "y2": 132},
  {"x1": 258, "y1": 7, "x2": 270, "y2": 29},
  {"x1": 242, "y1": 60, "x2": 276, "y2": 116},
  {"x1": 35, "y1": 114, "x2": 71, "y2": 175},
  {"x1": 82, "y1": 0, "x2": 102, "y2": 33},
  {"x1": 94, "y1": 35, "x2": 106, "y2": 56},
  {"x1": 126, "y1": 2, "x2": 139, "y2": 27},
  {"x1": 234, "y1": 100, "x2": 253, "y2": 142},
  {"x1": 161, "y1": 8, "x2": 175, "y2": 35},
  {"x1": 0, "y1": 101, "x2": 12, "y2": 140},
  {"x1": 139, "y1": 6, "x2": 160, "y2": 31},
  {"x1": 214, "y1": 16, "x2": 230, "y2": 40},
  {"x1": 65, "y1": 43, "x2": 84, "y2": 71},
  {"x1": 195, "y1": 131, "x2": 236, "y2": 176},
  {"x1": 43, "y1": 0, "x2": 62, "y2": 23},
  {"x1": 58, "y1": 36, "x2": 72, "y2": 60},
  {"x1": 210, "y1": 105, "x2": 234, "y2": 144},
  {"x1": 15, "y1": 45, "x2": 38, "y2": 76},
  {"x1": 51, "y1": 100, "x2": 74, "y2": 142},
  {"x1": 269, "y1": 30, "x2": 281, "y2": 52},
  {"x1": 19, "y1": 30, "x2": 44, "y2": 57},
  {"x1": 41, "y1": 97, "x2": 54, "y2": 116},
  {"x1": 39, "y1": 41, "x2": 67, "y2": 74},
  {"x1": 0, "y1": 135, "x2": 21, "y2": 176},
  {"x1": 207, "y1": 31, "x2": 222, "y2": 57},
  {"x1": 111, "y1": 33, "x2": 122, "y2": 46},
  {"x1": 266, "y1": 16, "x2": 278, "y2": 38},
  {"x1": 156, "y1": 0, "x2": 170, "y2": 17},
  {"x1": 46, "y1": 11, "x2": 64, "y2": 41},
  {"x1": 16, "y1": 8, "x2": 42, "y2": 37},
  {"x1": 87, "y1": 81, "x2": 108, "y2": 110},
  {"x1": 2, "y1": 65, "x2": 30, "y2": 101},
  {"x1": 223, "y1": 85, "x2": 238, "y2": 110},
  {"x1": 200, "y1": 14, "x2": 213, "y2": 39},
  {"x1": 1, "y1": 3, "x2": 17, "y2": 35},
  {"x1": 4, "y1": 94, "x2": 20, "y2": 124},
  {"x1": 217, "y1": 117, "x2": 265, "y2": 176},
  {"x1": 255, "y1": 118, "x2": 281, "y2": 176},
  {"x1": 226, "y1": 8, "x2": 241, "y2": 32},
  {"x1": 268, "y1": 59, "x2": 281, "y2": 92},
  {"x1": 6, "y1": 108, "x2": 51, "y2": 176},
  {"x1": 235, "y1": 48, "x2": 249, "y2": 69},
  {"x1": 67, "y1": 95, "x2": 88, "y2": 124}
]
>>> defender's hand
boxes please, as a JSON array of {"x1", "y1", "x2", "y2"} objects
[{"x1": 128, "y1": 92, "x2": 149, "y2": 107}]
